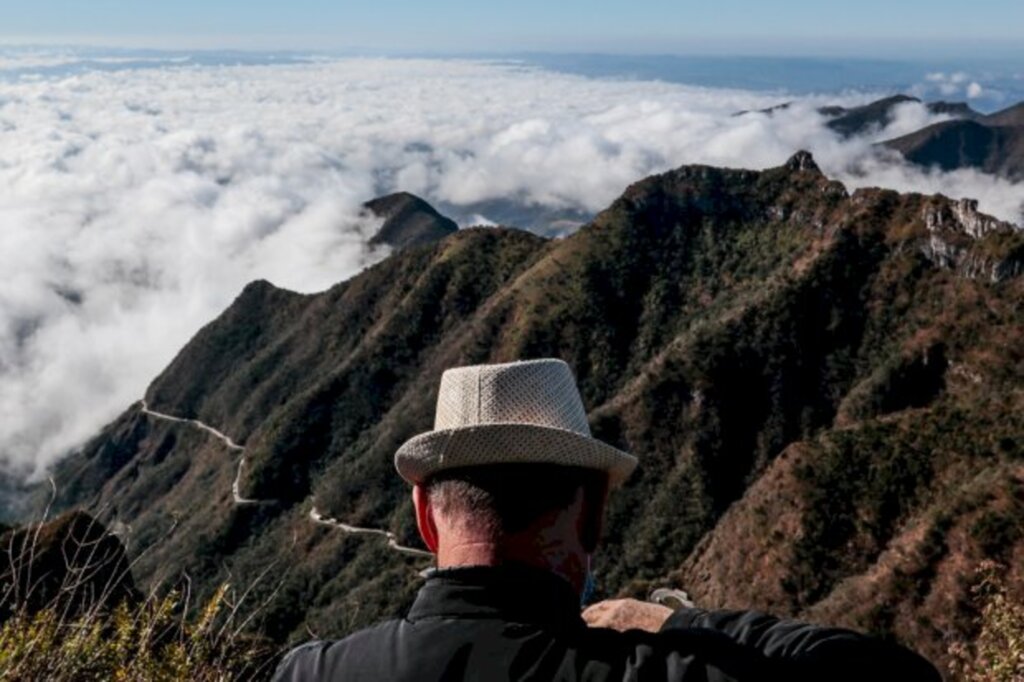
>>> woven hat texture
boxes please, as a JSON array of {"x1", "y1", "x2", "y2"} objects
[{"x1": 394, "y1": 359, "x2": 637, "y2": 487}]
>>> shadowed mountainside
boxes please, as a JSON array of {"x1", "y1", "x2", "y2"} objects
[
  {"x1": 984, "y1": 102, "x2": 1024, "y2": 127},
  {"x1": 884, "y1": 102, "x2": 1024, "y2": 181},
  {"x1": 738, "y1": 94, "x2": 1024, "y2": 183},
  {"x1": 737, "y1": 94, "x2": 1024, "y2": 182},
  {"x1": 364, "y1": 191, "x2": 458, "y2": 251},
  {"x1": 737, "y1": 94, "x2": 980, "y2": 138},
  {"x1": 821, "y1": 95, "x2": 980, "y2": 138},
  {"x1": 48, "y1": 152, "x2": 1024, "y2": 674}
]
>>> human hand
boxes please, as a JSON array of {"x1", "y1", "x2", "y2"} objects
[{"x1": 582, "y1": 599, "x2": 674, "y2": 633}]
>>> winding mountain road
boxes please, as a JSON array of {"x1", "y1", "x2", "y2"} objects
[
  {"x1": 138, "y1": 400, "x2": 433, "y2": 559},
  {"x1": 309, "y1": 508, "x2": 433, "y2": 558},
  {"x1": 140, "y1": 401, "x2": 261, "y2": 505}
]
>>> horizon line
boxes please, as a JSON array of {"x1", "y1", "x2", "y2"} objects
[{"x1": 2, "y1": 38, "x2": 1024, "y2": 63}]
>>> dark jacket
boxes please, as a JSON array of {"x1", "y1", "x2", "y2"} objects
[{"x1": 272, "y1": 565, "x2": 940, "y2": 682}]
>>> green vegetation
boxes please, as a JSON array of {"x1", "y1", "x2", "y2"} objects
[
  {"x1": 43, "y1": 157, "x2": 1024, "y2": 679},
  {"x1": 792, "y1": 419, "x2": 936, "y2": 603}
]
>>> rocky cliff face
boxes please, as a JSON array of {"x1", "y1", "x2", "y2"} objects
[
  {"x1": 920, "y1": 197, "x2": 1024, "y2": 281},
  {"x1": 49, "y1": 153, "x2": 1024, "y2": 673}
]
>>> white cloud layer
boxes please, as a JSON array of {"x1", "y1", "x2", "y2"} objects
[
  {"x1": 923, "y1": 71, "x2": 989, "y2": 100},
  {"x1": 0, "y1": 56, "x2": 1021, "y2": 476}
]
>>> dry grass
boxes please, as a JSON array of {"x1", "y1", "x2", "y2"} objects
[
  {"x1": 949, "y1": 561, "x2": 1024, "y2": 682},
  {"x1": 0, "y1": 585, "x2": 275, "y2": 681},
  {"x1": 0, "y1": 493, "x2": 280, "y2": 681}
]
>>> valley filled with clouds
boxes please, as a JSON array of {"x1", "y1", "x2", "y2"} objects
[{"x1": 1, "y1": 53, "x2": 1021, "y2": 475}]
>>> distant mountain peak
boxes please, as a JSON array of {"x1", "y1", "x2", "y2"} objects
[
  {"x1": 882, "y1": 103, "x2": 1024, "y2": 182},
  {"x1": 825, "y1": 95, "x2": 980, "y2": 138},
  {"x1": 363, "y1": 192, "x2": 458, "y2": 251},
  {"x1": 736, "y1": 95, "x2": 981, "y2": 139},
  {"x1": 363, "y1": 191, "x2": 430, "y2": 216},
  {"x1": 785, "y1": 150, "x2": 821, "y2": 174},
  {"x1": 869, "y1": 94, "x2": 919, "y2": 107}
]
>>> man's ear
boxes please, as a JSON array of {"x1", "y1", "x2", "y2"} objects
[
  {"x1": 578, "y1": 480, "x2": 609, "y2": 553},
  {"x1": 413, "y1": 484, "x2": 439, "y2": 554}
]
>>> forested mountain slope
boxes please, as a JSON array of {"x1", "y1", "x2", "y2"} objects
[{"x1": 52, "y1": 152, "x2": 1024, "y2": 674}]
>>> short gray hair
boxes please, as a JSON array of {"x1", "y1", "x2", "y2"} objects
[{"x1": 426, "y1": 464, "x2": 607, "y2": 538}]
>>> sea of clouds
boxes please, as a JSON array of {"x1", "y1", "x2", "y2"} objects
[{"x1": 1, "y1": 54, "x2": 1022, "y2": 477}]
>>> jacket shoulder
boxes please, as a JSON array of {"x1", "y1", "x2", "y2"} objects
[
  {"x1": 271, "y1": 621, "x2": 404, "y2": 682},
  {"x1": 664, "y1": 609, "x2": 941, "y2": 681},
  {"x1": 579, "y1": 624, "x2": 778, "y2": 680}
]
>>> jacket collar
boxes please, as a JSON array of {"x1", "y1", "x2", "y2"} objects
[{"x1": 407, "y1": 564, "x2": 585, "y2": 629}]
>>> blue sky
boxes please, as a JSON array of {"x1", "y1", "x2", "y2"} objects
[{"x1": 3, "y1": 0, "x2": 1024, "y2": 56}]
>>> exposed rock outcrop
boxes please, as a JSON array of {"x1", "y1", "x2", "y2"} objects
[{"x1": 921, "y1": 198, "x2": 1023, "y2": 281}]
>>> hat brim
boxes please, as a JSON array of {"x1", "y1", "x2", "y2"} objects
[{"x1": 394, "y1": 423, "x2": 637, "y2": 489}]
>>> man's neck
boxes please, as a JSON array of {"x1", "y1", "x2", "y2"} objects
[
  {"x1": 438, "y1": 540, "x2": 501, "y2": 567},
  {"x1": 437, "y1": 536, "x2": 586, "y2": 594}
]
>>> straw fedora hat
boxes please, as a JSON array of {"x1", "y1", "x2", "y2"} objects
[{"x1": 394, "y1": 359, "x2": 637, "y2": 488}]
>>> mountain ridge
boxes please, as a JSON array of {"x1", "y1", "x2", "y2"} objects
[
  {"x1": 45, "y1": 152, "x2": 1024, "y2": 674},
  {"x1": 883, "y1": 101, "x2": 1024, "y2": 181},
  {"x1": 736, "y1": 94, "x2": 981, "y2": 138},
  {"x1": 737, "y1": 94, "x2": 1024, "y2": 183}
]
